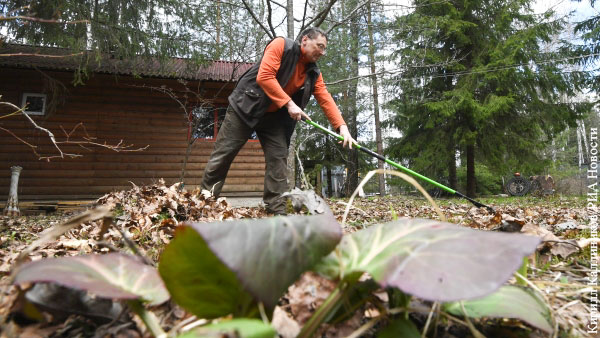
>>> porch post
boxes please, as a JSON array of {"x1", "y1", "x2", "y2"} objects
[{"x1": 4, "y1": 166, "x2": 23, "y2": 217}]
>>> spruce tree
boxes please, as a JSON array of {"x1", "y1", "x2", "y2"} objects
[{"x1": 387, "y1": 0, "x2": 589, "y2": 197}]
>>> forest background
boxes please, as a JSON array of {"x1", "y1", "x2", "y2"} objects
[{"x1": 1, "y1": 0, "x2": 599, "y2": 198}]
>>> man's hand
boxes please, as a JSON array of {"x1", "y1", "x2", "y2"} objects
[
  {"x1": 338, "y1": 124, "x2": 357, "y2": 149},
  {"x1": 286, "y1": 100, "x2": 311, "y2": 121}
]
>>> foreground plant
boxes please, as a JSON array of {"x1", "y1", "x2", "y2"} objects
[{"x1": 12, "y1": 191, "x2": 552, "y2": 337}]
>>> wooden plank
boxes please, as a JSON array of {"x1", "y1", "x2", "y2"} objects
[
  {"x1": 8, "y1": 169, "x2": 265, "y2": 178},
  {"x1": 0, "y1": 161, "x2": 265, "y2": 171},
  {"x1": 0, "y1": 176, "x2": 265, "y2": 187},
  {"x1": 4, "y1": 183, "x2": 264, "y2": 195}
]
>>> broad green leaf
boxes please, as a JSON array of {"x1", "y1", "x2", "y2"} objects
[
  {"x1": 443, "y1": 285, "x2": 553, "y2": 333},
  {"x1": 316, "y1": 218, "x2": 540, "y2": 302},
  {"x1": 158, "y1": 226, "x2": 254, "y2": 319},
  {"x1": 377, "y1": 317, "x2": 421, "y2": 338},
  {"x1": 159, "y1": 213, "x2": 342, "y2": 315},
  {"x1": 14, "y1": 253, "x2": 169, "y2": 306},
  {"x1": 178, "y1": 319, "x2": 276, "y2": 338}
]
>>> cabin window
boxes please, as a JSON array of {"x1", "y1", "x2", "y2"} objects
[
  {"x1": 21, "y1": 93, "x2": 47, "y2": 115},
  {"x1": 190, "y1": 106, "x2": 256, "y2": 140},
  {"x1": 191, "y1": 106, "x2": 215, "y2": 139}
]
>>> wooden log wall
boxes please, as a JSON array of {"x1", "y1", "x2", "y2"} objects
[{"x1": 0, "y1": 68, "x2": 265, "y2": 200}]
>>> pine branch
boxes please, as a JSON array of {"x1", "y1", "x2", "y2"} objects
[{"x1": 0, "y1": 15, "x2": 89, "y2": 25}]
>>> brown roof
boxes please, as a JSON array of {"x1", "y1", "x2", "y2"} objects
[{"x1": 0, "y1": 44, "x2": 253, "y2": 82}]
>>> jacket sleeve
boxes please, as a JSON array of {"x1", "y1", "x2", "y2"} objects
[
  {"x1": 256, "y1": 38, "x2": 291, "y2": 109},
  {"x1": 313, "y1": 73, "x2": 346, "y2": 130}
]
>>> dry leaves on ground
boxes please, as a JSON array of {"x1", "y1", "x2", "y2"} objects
[{"x1": 0, "y1": 190, "x2": 595, "y2": 337}]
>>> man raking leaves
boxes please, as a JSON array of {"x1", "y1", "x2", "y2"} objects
[{"x1": 201, "y1": 27, "x2": 356, "y2": 215}]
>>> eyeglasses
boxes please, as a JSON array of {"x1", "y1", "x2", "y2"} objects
[{"x1": 316, "y1": 43, "x2": 327, "y2": 54}]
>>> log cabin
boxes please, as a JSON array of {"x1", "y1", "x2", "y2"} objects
[{"x1": 0, "y1": 44, "x2": 263, "y2": 203}]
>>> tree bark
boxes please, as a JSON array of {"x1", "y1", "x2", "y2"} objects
[
  {"x1": 286, "y1": 0, "x2": 296, "y2": 190},
  {"x1": 345, "y1": 2, "x2": 360, "y2": 196},
  {"x1": 367, "y1": 2, "x2": 385, "y2": 195}
]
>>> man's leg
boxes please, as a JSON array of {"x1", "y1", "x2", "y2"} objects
[
  {"x1": 255, "y1": 113, "x2": 290, "y2": 215},
  {"x1": 201, "y1": 107, "x2": 253, "y2": 197}
]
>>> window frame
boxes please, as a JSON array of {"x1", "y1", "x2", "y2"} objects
[
  {"x1": 21, "y1": 93, "x2": 47, "y2": 115},
  {"x1": 188, "y1": 105, "x2": 258, "y2": 142}
]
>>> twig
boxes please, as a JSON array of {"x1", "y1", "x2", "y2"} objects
[
  {"x1": 241, "y1": 0, "x2": 274, "y2": 39},
  {"x1": 117, "y1": 221, "x2": 155, "y2": 267},
  {"x1": 459, "y1": 302, "x2": 486, "y2": 338},
  {"x1": 422, "y1": 301, "x2": 438, "y2": 337},
  {"x1": 0, "y1": 52, "x2": 83, "y2": 58},
  {"x1": 324, "y1": 0, "x2": 370, "y2": 35},
  {"x1": 346, "y1": 317, "x2": 379, "y2": 338},
  {"x1": 127, "y1": 299, "x2": 167, "y2": 338},
  {"x1": 266, "y1": 0, "x2": 277, "y2": 38},
  {"x1": 302, "y1": 0, "x2": 338, "y2": 29}
]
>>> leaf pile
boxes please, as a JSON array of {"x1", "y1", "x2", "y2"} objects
[{"x1": 97, "y1": 178, "x2": 267, "y2": 224}]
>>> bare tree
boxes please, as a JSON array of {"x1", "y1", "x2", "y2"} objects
[{"x1": 367, "y1": 0, "x2": 385, "y2": 195}]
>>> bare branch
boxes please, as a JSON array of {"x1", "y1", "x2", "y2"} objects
[
  {"x1": 0, "y1": 126, "x2": 40, "y2": 157},
  {"x1": 241, "y1": 0, "x2": 274, "y2": 39},
  {"x1": 325, "y1": 0, "x2": 370, "y2": 35},
  {"x1": 301, "y1": 0, "x2": 309, "y2": 34},
  {"x1": 268, "y1": 0, "x2": 287, "y2": 9},
  {"x1": 266, "y1": 0, "x2": 278, "y2": 38},
  {"x1": 301, "y1": 0, "x2": 338, "y2": 31},
  {"x1": 0, "y1": 101, "x2": 148, "y2": 161}
]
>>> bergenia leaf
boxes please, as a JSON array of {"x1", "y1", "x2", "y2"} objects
[
  {"x1": 14, "y1": 253, "x2": 169, "y2": 306},
  {"x1": 159, "y1": 225, "x2": 255, "y2": 318},
  {"x1": 178, "y1": 319, "x2": 277, "y2": 338},
  {"x1": 316, "y1": 218, "x2": 540, "y2": 302},
  {"x1": 378, "y1": 317, "x2": 421, "y2": 338},
  {"x1": 159, "y1": 213, "x2": 342, "y2": 315},
  {"x1": 443, "y1": 285, "x2": 553, "y2": 333}
]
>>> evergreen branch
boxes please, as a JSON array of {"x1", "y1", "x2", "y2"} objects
[
  {"x1": 241, "y1": 0, "x2": 274, "y2": 39},
  {"x1": 5, "y1": 5, "x2": 30, "y2": 16},
  {"x1": 326, "y1": 52, "x2": 600, "y2": 86},
  {"x1": 0, "y1": 15, "x2": 89, "y2": 25},
  {"x1": 0, "y1": 52, "x2": 83, "y2": 58}
]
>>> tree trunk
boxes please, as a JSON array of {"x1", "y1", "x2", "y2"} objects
[
  {"x1": 286, "y1": 0, "x2": 296, "y2": 190},
  {"x1": 367, "y1": 2, "x2": 385, "y2": 195},
  {"x1": 287, "y1": 0, "x2": 294, "y2": 38},
  {"x1": 345, "y1": 3, "x2": 360, "y2": 196},
  {"x1": 466, "y1": 144, "x2": 476, "y2": 197},
  {"x1": 326, "y1": 138, "x2": 333, "y2": 197},
  {"x1": 448, "y1": 140, "x2": 457, "y2": 190}
]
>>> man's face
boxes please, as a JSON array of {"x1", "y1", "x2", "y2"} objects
[{"x1": 301, "y1": 34, "x2": 327, "y2": 63}]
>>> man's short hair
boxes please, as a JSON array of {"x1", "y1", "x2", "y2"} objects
[{"x1": 298, "y1": 27, "x2": 327, "y2": 42}]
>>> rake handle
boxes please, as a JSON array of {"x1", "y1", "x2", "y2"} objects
[{"x1": 302, "y1": 118, "x2": 495, "y2": 213}]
